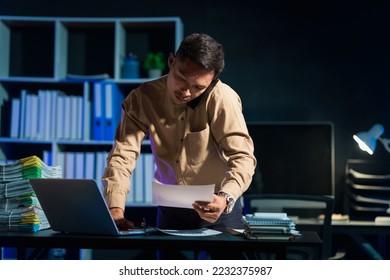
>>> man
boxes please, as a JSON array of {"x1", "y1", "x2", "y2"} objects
[{"x1": 102, "y1": 33, "x2": 256, "y2": 248}]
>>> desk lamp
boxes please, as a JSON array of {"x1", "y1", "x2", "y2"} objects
[
  {"x1": 353, "y1": 123, "x2": 390, "y2": 220},
  {"x1": 353, "y1": 123, "x2": 390, "y2": 155}
]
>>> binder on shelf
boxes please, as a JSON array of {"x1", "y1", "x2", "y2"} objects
[
  {"x1": 55, "y1": 93, "x2": 65, "y2": 140},
  {"x1": 82, "y1": 82, "x2": 91, "y2": 141},
  {"x1": 43, "y1": 150, "x2": 52, "y2": 166},
  {"x1": 70, "y1": 95, "x2": 83, "y2": 140},
  {"x1": 70, "y1": 96, "x2": 77, "y2": 139},
  {"x1": 10, "y1": 98, "x2": 20, "y2": 138},
  {"x1": 49, "y1": 90, "x2": 59, "y2": 140},
  {"x1": 30, "y1": 94, "x2": 38, "y2": 139},
  {"x1": 44, "y1": 90, "x2": 52, "y2": 140},
  {"x1": 92, "y1": 82, "x2": 105, "y2": 140},
  {"x1": 84, "y1": 152, "x2": 95, "y2": 179},
  {"x1": 24, "y1": 93, "x2": 33, "y2": 139},
  {"x1": 63, "y1": 95, "x2": 72, "y2": 140},
  {"x1": 64, "y1": 152, "x2": 75, "y2": 179},
  {"x1": 77, "y1": 95, "x2": 83, "y2": 139},
  {"x1": 19, "y1": 89, "x2": 28, "y2": 139},
  {"x1": 103, "y1": 82, "x2": 124, "y2": 141},
  {"x1": 37, "y1": 90, "x2": 46, "y2": 139},
  {"x1": 75, "y1": 152, "x2": 85, "y2": 179}
]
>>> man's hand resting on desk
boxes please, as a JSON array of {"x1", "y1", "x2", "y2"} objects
[
  {"x1": 110, "y1": 207, "x2": 135, "y2": 230},
  {"x1": 193, "y1": 194, "x2": 227, "y2": 223}
]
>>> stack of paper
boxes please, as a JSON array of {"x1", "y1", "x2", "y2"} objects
[
  {"x1": 243, "y1": 212, "x2": 301, "y2": 240},
  {"x1": 0, "y1": 155, "x2": 62, "y2": 232}
]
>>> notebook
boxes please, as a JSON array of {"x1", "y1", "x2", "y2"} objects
[{"x1": 29, "y1": 178, "x2": 152, "y2": 236}]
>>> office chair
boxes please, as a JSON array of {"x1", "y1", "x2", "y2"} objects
[{"x1": 242, "y1": 193, "x2": 334, "y2": 259}]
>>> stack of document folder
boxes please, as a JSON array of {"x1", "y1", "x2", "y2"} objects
[
  {"x1": 243, "y1": 212, "x2": 301, "y2": 240},
  {"x1": 0, "y1": 155, "x2": 62, "y2": 232}
]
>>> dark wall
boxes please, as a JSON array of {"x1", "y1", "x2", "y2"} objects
[{"x1": 2, "y1": 0, "x2": 390, "y2": 212}]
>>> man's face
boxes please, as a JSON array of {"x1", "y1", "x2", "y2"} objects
[{"x1": 166, "y1": 54, "x2": 215, "y2": 105}]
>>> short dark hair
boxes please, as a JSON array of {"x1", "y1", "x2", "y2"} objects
[{"x1": 175, "y1": 33, "x2": 225, "y2": 79}]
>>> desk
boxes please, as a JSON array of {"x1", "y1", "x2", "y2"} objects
[
  {"x1": 295, "y1": 218, "x2": 390, "y2": 259},
  {"x1": 331, "y1": 220, "x2": 390, "y2": 259},
  {"x1": 0, "y1": 229, "x2": 322, "y2": 260}
]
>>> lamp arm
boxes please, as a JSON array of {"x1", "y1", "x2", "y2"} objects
[{"x1": 378, "y1": 137, "x2": 390, "y2": 154}]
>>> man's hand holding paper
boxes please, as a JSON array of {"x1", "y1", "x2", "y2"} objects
[
  {"x1": 193, "y1": 194, "x2": 227, "y2": 223},
  {"x1": 152, "y1": 180, "x2": 225, "y2": 222}
]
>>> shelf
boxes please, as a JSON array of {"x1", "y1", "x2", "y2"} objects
[
  {"x1": 0, "y1": 19, "x2": 55, "y2": 78},
  {"x1": 0, "y1": 77, "x2": 154, "y2": 85},
  {"x1": 0, "y1": 16, "x2": 183, "y2": 205},
  {"x1": 0, "y1": 15, "x2": 183, "y2": 140},
  {"x1": 0, "y1": 16, "x2": 183, "y2": 80}
]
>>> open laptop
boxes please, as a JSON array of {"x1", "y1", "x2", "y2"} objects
[{"x1": 29, "y1": 178, "x2": 153, "y2": 236}]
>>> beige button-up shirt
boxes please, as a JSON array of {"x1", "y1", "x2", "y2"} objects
[{"x1": 102, "y1": 76, "x2": 256, "y2": 211}]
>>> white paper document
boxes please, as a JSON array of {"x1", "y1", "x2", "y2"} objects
[
  {"x1": 152, "y1": 180, "x2": 215, "y2": 209},
  {"x1": 158, "y1": 227, "x2": 222, "y2": 237}
]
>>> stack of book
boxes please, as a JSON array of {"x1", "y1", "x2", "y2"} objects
[
  {"x1": 243, "y1": 212, "x2": 301, "y2": 240},
  {"x1": 0, "y1": 155, "x2": 62, "y2": 232}
]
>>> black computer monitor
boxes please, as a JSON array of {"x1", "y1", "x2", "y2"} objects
[{"x1": 246, "y1": 122, "x2": 335, "y2": 197}]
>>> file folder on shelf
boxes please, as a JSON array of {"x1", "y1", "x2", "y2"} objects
[
  {"x1": 10, "y1": 98, "x2": 20, "y2": 138},
  {"x1": 92, "y1": 82, "x2": 105, "y2": 140},
  {"x1": 104, "y1": 82, "x2": 124, "y2": 140}
]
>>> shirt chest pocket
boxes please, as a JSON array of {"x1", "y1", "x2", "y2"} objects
[{"x1": 184, "y1": 126, "x2": 215, "y2": 167}]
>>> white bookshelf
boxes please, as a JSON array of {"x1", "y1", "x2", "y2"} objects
[{"x1": 0, "y1": 16, "x2": 183, "y2": 205}]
